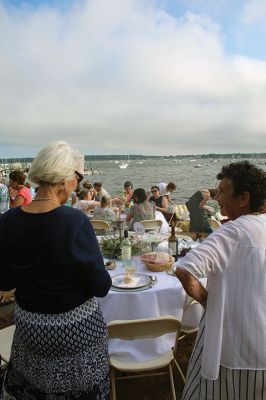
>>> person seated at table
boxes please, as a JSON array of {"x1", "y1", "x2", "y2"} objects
[
  {"x1": 83, "y1": 179, "x2": 92, "y2": 191},
  {"x1": 0, "y1": 140, "x2": 111, "y2": 399},
  {"x1": 73, "y1": 188, "x2": 100, "y2": 216},
  {"x1": 92, "y1": 196, "x2": 116, "y2": 227},
  {"x1": 123, "y1": 181, "x2": 133, "y2": 202},
  {"x1": 157, "y1": 181, "x2": 176, "y2": 205},
  {"x1": 8, "y1": 169, "x2": 32, "y2": 208},
  {"x1": 93, "y1": 182, "x2": 110, "y2": 202},
  {"x1": 126, "y1": 188, "x2": 155, "y2": 227},
  {"x1": 81, "y1": 181, "x2": 96, "y2": 199},
  {"x1": 111, "y1": 181, "x2": 134, "y2": 206},
  {"x1": 175, "y1": 160, "x2": 266, "y2": 400},
  {"x1": 149, "y1": 185, "x2": 168, "y2": 214}
]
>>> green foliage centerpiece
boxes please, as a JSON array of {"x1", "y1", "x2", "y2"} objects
[{"x1": 100, "y1": 234, "x2": 141, "y2": 259}]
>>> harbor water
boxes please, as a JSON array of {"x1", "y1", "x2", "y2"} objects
[{"x1": 84, "y1": 158, "x2": 266, "y2": 204}]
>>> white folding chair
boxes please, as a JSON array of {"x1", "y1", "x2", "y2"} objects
[
  {"x1": 207, "y1": 218, "x2": 221, "y2": 231},
  {"x1": 90, "y1": 219, "x2": 111, "y2": 234},
  {"x1": 108, "y1": 316, "x2": 185, "y2": 400},
  {"x1": 179, "y1": 295, "x2": 202, "y2": 341},
  {"x1": 0, "y1": 325, "x2": 15, "y2": 364},
  {"x1": 140, "y1": 219, "x2": 162, "y2": 233}
]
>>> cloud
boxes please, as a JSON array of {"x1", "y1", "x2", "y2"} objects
[{"x1": 0, "y1": 0, "x2": 266, "y2": 157}]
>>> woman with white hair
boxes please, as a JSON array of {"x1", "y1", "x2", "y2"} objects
[{"x1": 0, "y1": 141, "x2": 111, "y2": 399}]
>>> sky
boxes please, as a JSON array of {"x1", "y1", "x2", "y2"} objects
[{"x1": 0, "y1": 0, "x2": 266, "y2": 157}]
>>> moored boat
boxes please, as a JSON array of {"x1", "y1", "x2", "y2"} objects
[{"x1": 117, "y1": 162, "x2": 128, "y2": 169}]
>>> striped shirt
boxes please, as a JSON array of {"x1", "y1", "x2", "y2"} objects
[{"x1": 178, "y1": 214, "x2": 266, "y2": 380}]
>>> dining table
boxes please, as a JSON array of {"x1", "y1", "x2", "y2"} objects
[{"x1": 97, "y1": 256, "x2": 204, "y2": 363}]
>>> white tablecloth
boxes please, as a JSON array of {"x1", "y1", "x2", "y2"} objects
[{"x1": 98, "y1": 257, "x2": 203, "y2": 362}]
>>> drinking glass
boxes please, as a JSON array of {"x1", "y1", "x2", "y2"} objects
[
  {"x1": 155, "y1": 245, "x2": 172, "y2": 258},
  {"x1": 125, "y1": 257, "x2": 138, "y2": 275},
  {"x1": 141, "y1": 238, "x2": 152, "y2": 254}
]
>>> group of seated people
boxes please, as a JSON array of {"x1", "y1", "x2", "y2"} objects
[
  {"x1": 1, "y1": 169, "x2": 223, "y2": 235},
  {"x1": 71, "y1": 179, "x2": 178, "y2": 230},
  {"x1": 71, "y1": 179, "x2": 224, "y2": 235}
]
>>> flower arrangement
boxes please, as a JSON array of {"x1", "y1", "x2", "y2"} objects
[{"x1": 100, "y1": 235, "x2": 141, "y2": 259}]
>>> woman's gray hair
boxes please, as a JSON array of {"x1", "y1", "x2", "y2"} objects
[
  {"x1": 78, "y1": 188, "x2": 89, "y2": 200},
  {"x1": 28, "y1": 141, "x2": 83, "y2": 185}
]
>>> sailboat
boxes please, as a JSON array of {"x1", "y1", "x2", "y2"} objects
[
  {"x1": 117, "y1": 155, "x2": 129, "y2": 169},
  {"x1": 83, "y1": 157, "x2": 103, "y2": 176},
  {"x1": 117, "y1": 161, "x2": 128, "y2": 169}
]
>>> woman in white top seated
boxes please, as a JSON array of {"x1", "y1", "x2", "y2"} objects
[
  {"x1": 175, "y1": 161, "x2": 266, "y2": 400},
  {"x1": 73, "y1": 188, "x2": 99, "y2": 216}
]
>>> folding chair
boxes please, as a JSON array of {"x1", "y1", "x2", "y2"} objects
[
  {"x1": 0, "y1": 325, "x2": 15, "y2": 364},
  {"x1": 179, "y1": 295, "x2": 202, "y2": 341},
  {"x1": 207, "y1": 218, "x2": 221, "y2": 231},
  {"x1": 108, "y1": 316, "x2": 185, "y2": 400},
  {"x1": 90, "y1": 219, "x2": 111, "y2": 234},
  {"x1": 140, "y1": 219, "x2": 162, "y2": 233}
]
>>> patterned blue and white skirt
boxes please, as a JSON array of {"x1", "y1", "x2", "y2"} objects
[{"x1": 1, "y1": 298, "x2": 109, "y2": 400}]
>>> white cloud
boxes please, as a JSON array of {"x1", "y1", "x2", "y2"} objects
[{"x1": 0, "y1": 0, "x2": 266, "y2": 157}]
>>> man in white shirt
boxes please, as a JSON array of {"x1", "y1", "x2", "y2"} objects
[
  {"x1": 93, "y1": 182, "x2": 110, "y2": 202},
  {"x1": 175, "y1": 161, "x2": 266, "y2": 400},
  {"x1": 157, "y1": 182, "x2": 176, "y2": 205}
]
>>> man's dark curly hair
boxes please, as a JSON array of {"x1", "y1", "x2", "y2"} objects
[{"x1": 217, "y1": 161, "x2": 266, "y2": 212}]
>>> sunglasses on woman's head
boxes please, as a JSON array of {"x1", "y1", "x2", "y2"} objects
[{"x1": 75, "y1": 171, "x2": 84, "y2": 184}]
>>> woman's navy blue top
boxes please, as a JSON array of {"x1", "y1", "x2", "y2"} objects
[{"x1": 0, "y1": 206, "x2": 111, "y2": 314}]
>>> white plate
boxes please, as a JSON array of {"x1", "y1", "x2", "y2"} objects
[
  {"x1": 176, "y1": 235, "x2": 193, "y2": 241},
  {"x1": 112, "y1": 273, "x2": 151, "y2": 289}
]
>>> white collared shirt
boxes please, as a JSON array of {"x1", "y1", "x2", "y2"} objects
[{"x1": 177, "y1": 214, "x2": 266, "y2": 380}]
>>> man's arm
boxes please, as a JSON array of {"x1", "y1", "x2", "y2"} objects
[{"x1": 175, "y1": 267, "x2": 208, "y2": 306}]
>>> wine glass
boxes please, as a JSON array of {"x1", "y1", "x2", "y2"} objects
[
  {"x1": 141, "y1": 237, "x2": 152, "y2": 254},
  {"x1": 125, "y1": 257, "x2": 138, "y2": 275}
]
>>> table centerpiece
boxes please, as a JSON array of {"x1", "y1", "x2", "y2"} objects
[{"x1": 100, "y1": 233, "x2": 141, "y2": 259}]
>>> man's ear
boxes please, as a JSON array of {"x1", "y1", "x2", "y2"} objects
[{"x1": 240, "y1": 191, "x2": 250, "y2": 208}]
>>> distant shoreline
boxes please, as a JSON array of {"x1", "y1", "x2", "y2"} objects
[{"x1": 1, "y1": 153, "x2": 266, "y2": 163}]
